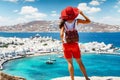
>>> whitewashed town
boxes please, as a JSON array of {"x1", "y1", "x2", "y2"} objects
[{"x1": 0, "y1": 34, "x2": 119, "y2": 70}]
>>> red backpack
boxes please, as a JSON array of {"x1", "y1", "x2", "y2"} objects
[{"x1": 64, "y1": 20, "x2": 79, "y2": 43}]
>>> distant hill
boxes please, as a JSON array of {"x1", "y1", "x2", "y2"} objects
[
  {"x1": 77, "y1": 22, "x2": 120, "y2": 32},
  {"x1": 0, "y1": 20, "x2": 120, "y2": 32}
]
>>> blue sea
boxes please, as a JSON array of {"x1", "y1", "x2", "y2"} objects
[
  {"x1": 0, "y1": 32, "x2": 120, "y2": 47},
  {"x1": 1, "y1": 32, "x2": 120, "y2": 80}
]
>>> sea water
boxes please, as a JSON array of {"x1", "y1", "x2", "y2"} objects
[{"x1": 2, "y1": 54, "x2": 120, "y2": 80}]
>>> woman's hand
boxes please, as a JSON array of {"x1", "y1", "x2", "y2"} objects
[
  {"x1": 77, "y1": 9, "x2": 91, "y2": 24},
  {"x1": 79, "y1": 10, "x2": 84, "y2": 15}
]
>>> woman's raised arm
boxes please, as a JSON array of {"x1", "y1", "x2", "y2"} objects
[{"x1": 77, "y1": 10, "x2": 91, "y2": 24}]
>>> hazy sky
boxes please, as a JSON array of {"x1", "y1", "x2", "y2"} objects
[{"x1": 0, "y1": 0, "x2": 120, "y2": 26}]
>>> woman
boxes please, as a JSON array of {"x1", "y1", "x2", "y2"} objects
[{"x1": 59, "y1": 6, "x2": 91, "y2": 80}]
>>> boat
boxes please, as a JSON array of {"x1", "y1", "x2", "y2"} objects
[{"x1": 46, "y1": 60, "x2": 54, "y2": 64}]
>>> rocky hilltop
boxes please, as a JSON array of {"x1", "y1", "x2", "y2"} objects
[
  {"x1": 0, "y1": 72, "x2": 26, "y2": 80},
  {"x1": 0, "y1": 20, "x2": 120, "y2": 32}
]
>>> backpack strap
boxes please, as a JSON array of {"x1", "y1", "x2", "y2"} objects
[
  {"x1": 64, "y1": 20, "x2": 77, "y2": 30},
  {"x1": 73, "y1": 19, "x2": 77, "y2": 29},
  {"x1": 64, "y1": 23, "x2": 68, "y2": 30}
]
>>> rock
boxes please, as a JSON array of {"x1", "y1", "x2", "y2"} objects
[{"x1": 0, "y1": 72, "x2": 26, "y2": 80}]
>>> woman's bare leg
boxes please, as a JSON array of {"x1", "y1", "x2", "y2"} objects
[
  {"x1": 75, "y1": 58, "x2": 90, "y2": 80},
  {"x1": 66, "y1": 59, "x2": 74, "y2": 80}
]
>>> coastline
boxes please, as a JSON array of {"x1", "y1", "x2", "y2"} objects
[
  {"x1": 0, "y1": 55, "x2": 25, "y2": 70},
  {"x1": 0, "y1": 51, "x2": 62, "y2": 70}
]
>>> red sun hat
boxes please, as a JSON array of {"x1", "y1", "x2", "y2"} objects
[{"x1": 60, "y1": 6, "x2": 79, "y2": 20}]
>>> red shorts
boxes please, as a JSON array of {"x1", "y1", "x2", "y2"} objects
[{"x1": 62, "y1": 42, "x2": 81, "y2": 59}]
